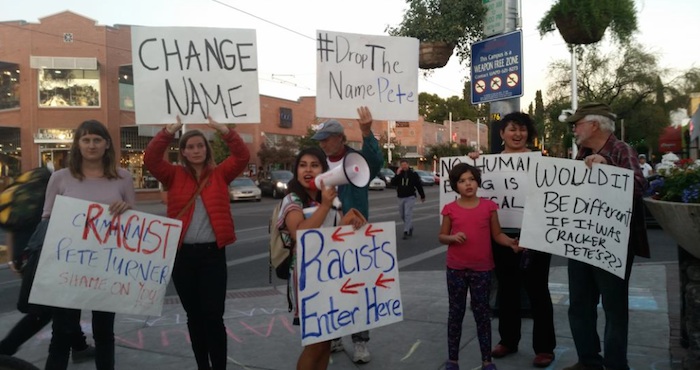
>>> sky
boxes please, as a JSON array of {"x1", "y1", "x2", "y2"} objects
[{"x1": 4, "y1": 0, "x2": 699, "y2": 110}]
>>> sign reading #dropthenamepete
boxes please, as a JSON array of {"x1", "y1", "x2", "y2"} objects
[
  {"x1": 29, "y1": 196, "x2": 182, "y2": 316},
  {"x1": 296, "y1": 221, "x2": 402, "y2": 346},
  {"x1": 316, "y1": 30, "x2": 418, "y2": 121},
  {"x1": 519, "y1": 157, "x2": 634, "y2": 278},
  {"x1": 131, "y1": 26, "x2": 260, "y2": 124}
]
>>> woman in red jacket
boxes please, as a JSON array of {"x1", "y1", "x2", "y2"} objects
[{"x1": 144, "y1": 116, "x2": 249, "y2": 370}]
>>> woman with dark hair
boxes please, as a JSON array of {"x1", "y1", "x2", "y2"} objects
[
  {"x1": 470, "y1": 112, "x2": 556, "y2": 368},
  {"x1": 276, "y1": 147, "x2": 364, "y2": 370},
  {"x1": 42, "y1": 120, "x2": 135, "y2": 370},
  {"x1": 144, "y1": 116, "x2": 249, "y2": 370}
]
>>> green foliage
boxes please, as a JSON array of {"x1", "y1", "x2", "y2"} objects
[
  {"x1": 418, "y1": 92, "x2": 484, "y2": 123},
  {"x1": 386, "y1": 0, "x2": 485, "y2": 65},
  {"x1": 296, "y1": 127, "x2": 320, "y2": 150},
  {"x1": 211, "y1": 125, "x2": 235, "y2": 164},
  {"x1": 256, "y1": 138, "x2": 297, "y2": 173},
  {"x1": 426, "y1": 142, "x2": 475, "y2": 159},
  {"x1": 537, "y1": 0, "x2": 637, "y2": 45}
]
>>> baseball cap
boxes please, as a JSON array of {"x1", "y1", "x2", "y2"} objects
[
  {"x1": 312, "y1": 120, "x2": 344, "y2": 140},
  {"x1": 565, "y1": 102, "x2": 617, "y2": 123},
  {"x1": 639, "y1": 154, "x2": 646, "y2": 159}
]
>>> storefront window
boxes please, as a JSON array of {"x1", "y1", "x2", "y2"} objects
[
  {"x1": 0, "y1": 127, "x2": 21, "y2": 183},
  {"x1": 38, "y1": 68, "x2": 100, "y2": 107},
  {"x1": 119, "y1": 65, "x2": 134, "y2": 111},
  {"x1": 0, "y1": 62, "x2": 20, "y2": 110}
]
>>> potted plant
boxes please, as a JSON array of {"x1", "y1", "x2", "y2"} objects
[
  {"x1": 644, "y1": 154, "x2": 700, "y2": 370},
  {"x1": 537, "y1": 0, "x2": 637, "y2": 45},
  {"x1": 386, "y1": 0, "x2": 485, "y2": 69}
]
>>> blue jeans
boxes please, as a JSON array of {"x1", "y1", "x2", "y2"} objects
[
  {"x1": 45, "y1": 308, "x2": 114, "y2": 370},
  {"x1": 567, "y1": 252, "x2": 634, "y2": 370},
  {"x1": 397, "y1": 196, "x2": 416, "y2": 233}
]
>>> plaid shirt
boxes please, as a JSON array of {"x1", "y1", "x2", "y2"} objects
[
  {"x1": 577, "y1": 133, "x2": 650, "y2": 258},
  {"x1": 576, "y1": 133, "x2": 647, "y2": 197}
]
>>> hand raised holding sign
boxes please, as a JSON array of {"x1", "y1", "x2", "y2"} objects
[
  {"x1": 357, "y1": 106, "x2": 374, "y2": 137},
  {"x1": 206, "y1": 115, "x2": 230, "y2": 135},
  {"x1": 165, "y1": 116, "x2": 183, "y2": 135}
]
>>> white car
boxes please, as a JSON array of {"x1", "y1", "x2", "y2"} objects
[
  {"x1": 229, "y1": 177, "x2": 262, "y2": 202},
  {"x1": 369, "y1": 176, "x2": 386, "y2": 191}
]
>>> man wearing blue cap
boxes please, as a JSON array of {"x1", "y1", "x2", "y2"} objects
[{"x1": 312, "y1": 106, "x2": 383, "y2": 363}]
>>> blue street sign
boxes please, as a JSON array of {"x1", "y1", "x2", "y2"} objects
[{"x1": 470, "y1": 30, "x2": 523, "y2": 104}]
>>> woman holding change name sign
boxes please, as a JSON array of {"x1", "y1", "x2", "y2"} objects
[
  {"x1": 42, "y1": 120, "x2": 135, "y2": 370},
  {"x1": 144, "y1": 116, "x2": 249, "y2": 370},
  {"x1": 468, "y1": 112, "x2": 556, "y2": 368}
]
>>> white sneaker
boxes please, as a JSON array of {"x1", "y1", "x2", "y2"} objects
[
  {"x1": 330, "y1": 338, "x2": 344, "y2": 353},
  {"x1": 353, "y1": 341, "x2": 371, "y2": 363}
]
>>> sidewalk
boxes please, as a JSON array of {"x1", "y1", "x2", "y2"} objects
[{"x1": 0, "y1": 264, "x2": 681, "y2": 370}]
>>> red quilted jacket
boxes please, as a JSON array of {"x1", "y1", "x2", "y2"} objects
[{"x1": 144, "y1": 128, "x2": 250, "y2": 248}]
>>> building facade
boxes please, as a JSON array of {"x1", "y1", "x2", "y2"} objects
[{"x1": 0, "y1": 11, "x2": 488, "y2": 199}]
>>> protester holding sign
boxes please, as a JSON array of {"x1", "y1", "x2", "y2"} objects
[
  {"x1": 469, "y1": 112, "x2": 556, "y2": 368},
  {"x1": 439, "y1": 163, "x2": 520, "y2": 370},
  {"x1": 40, "y1": 120, "x2": 135, "y2": 370},
  {"x1": 276, "y1": 147, "x2": 342, "y2": 370},
  {"x1": 312, "y1": 106, "x2": 383, "y2": 363},
  {"x1": 144, "y1": 116, "x2": 249, "y2": 370},
  {"x1": 563, "y1": 103, "x2": 649, "y2": 370}
]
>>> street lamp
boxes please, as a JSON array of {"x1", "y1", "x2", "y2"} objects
[{"x1": 559, "y1": 109, "x2": 576, "y2": 158}]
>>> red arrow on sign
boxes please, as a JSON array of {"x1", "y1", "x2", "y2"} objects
[
  {"x1": 364, "y1": 224, "x2": 383, "y2": 237},
  {"x1": 332, "y1": 227, "x2": 354, "y2": 241},
  {"x1": 375, "y1": 273, "x2": 395, "y2": 289},
  {"x1": 340, "y1": 278, "x2": 366, "y2": 294}
]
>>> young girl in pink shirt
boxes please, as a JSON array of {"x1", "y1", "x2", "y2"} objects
[{"x1": 439, "y1": 163, "x2": 520, "y2": 370}]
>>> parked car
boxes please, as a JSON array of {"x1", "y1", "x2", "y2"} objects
[
  {"x1": 414, "y1": 170, "x2": 436, "y2": 186},
  {"x1": 258, "y1": 170, "x2": 294, "y2": 198},
  {"x1": 369, "y1": 176, "x2": 386, "y2": 191},
  {"x1": 229, "y1": 177, "x2": 261, "y2": 202},
  {"x1": 378, "y1": 168, "x2": 396, "y2": 187}
]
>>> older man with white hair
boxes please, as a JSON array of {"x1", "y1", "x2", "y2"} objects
[{"x1": 563, "y1": 102, "x2": 650, "y2": 370}]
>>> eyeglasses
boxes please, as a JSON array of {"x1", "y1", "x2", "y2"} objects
[{"x1": 571, "y1": 120, "x2": 595, "y2": 131}]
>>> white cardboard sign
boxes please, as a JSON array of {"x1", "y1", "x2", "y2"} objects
[
  {"x1": 437, "y1": 152, "x2": 540, "y2": 228},
  {"x1": 29, "y1": 196, "x2": 182, "y2": 316},
  {"x1": 519, "y1": 157, "x2": 634, "y2": 278},
  {"x1": 131, "y1": 26, "x2": 260, "y2": 124},
  {"x1": 316, "y1": 30, "x2": 418, "y2": 121},
  {"x1": 296, "y1": 221, "x2": 402, "y2": 346}
]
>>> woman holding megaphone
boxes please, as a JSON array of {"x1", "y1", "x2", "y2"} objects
[{"x1": 276, "y1": 147, "x2": 365, "y2": 370}]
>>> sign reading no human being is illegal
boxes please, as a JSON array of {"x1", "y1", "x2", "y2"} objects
[
  {"x1": 131, "y1": 26, "x2": 260, "y2": 125},
  {"x1": 519, "y1": 157, "x2": 634, "y2": 278}
]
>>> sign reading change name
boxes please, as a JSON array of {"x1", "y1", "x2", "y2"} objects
[
  {"x1": 316, "y1": 30, "x2": 418, "y2": 121},
  {"x1": 29, "y1": 196, "x2": 182, "y2": 316},
  {"x1": 296, "y1": 221, "x2": 402, "y2": 346},
  {"x1": 131, "y1": 26, "x2": 260, "y2": 124},
  {"x1": 519, "y1": 157, "x2": 634, "y2": 278}
]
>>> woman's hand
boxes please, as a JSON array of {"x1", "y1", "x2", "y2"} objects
[
  {"x1": 207, "y1": 116, "x2": 230, "y2": 135},
  {"x1": 108, "y1": 201, "x2": 131, "y2": 215},
  {"x1": 468, "y1": 151, "x2": 480, "y2": 160},
  {"x1": 166, "y1": 116, "x2": 183, "y2": 135},
  {"x1": 320, "y1": 180, "x2": 337, "y2": 206}
]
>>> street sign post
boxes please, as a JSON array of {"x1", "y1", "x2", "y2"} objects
[
  {"x1": 483, "y1": 0, "x2": 506, "y2": 37},
  {"x1": 470, "y1": 30, "x2": 523, "y2": 105}
]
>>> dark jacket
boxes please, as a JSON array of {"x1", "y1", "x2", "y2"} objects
[{"x1": 391, "y1": 169, "x2": 425, "y2": 199}]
